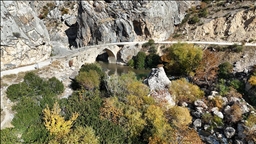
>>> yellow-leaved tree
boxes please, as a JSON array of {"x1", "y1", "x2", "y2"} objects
[
  {"x1": 43, "y1": 102, "x2": 79, "y2": 138},
  {"x1": 249, "y1": 76, "x2": 256, "y2": 86}
]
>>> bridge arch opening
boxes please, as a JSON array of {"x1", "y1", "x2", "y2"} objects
[{"x1": 96, "y1": 48, "x2": 116, "y2": 63}]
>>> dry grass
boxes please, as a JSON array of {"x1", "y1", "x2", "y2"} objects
[
  {"x1": 15, "y1": 72, "x2": 27, "y2": 83},
  {"x1": 50, "y1": 60, "x2": 64, "y2": 69},
  {"x1": 229, "y1": 103, "x2": 243, "y2": 123},
  {"x1": 0, "y1": 82, "x2": 8, "y2": 88},
  {"x1": 2, "y1": 74, "x2": 17, "y2": 81}
]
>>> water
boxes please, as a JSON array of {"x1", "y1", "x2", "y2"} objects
[{"x1": 97, "y1": 61, "x2": 151, "y2": 78}]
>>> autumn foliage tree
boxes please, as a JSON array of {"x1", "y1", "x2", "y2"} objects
[
  {"x1": 49, "y1": 126, "x2": 99, "y2": 144},
  {"x1": 249, "y1": 76, "x2": 256, "y2": 86},
  {"x1": 194, "y1": 50, "x2": 220, "y2": 85},
  {"x1": 43, "y1": 102, "x2": 79, "y2": 138}
]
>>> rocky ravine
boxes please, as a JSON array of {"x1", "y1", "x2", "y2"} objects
[{"x1": 1, "y1": 1, "x2": 52, "y2": 71}]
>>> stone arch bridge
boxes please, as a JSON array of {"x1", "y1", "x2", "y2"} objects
[
  {"x1": 62, "y1": 42, "x2": 144, "y2": 69},
  {"x1": 2, "y1": 41, "x2": 256, "y2": 77},
  {"x1": 57, "y1": 41, "x2": 256, "y2": 69}
]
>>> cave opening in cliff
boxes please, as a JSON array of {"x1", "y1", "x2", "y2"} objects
[
  {"x1": 96, "y1": 49, "x2": 116, "y2": 63},
  {"x1": 133, "y1": 20, "x2": 143, "y2": 36}
]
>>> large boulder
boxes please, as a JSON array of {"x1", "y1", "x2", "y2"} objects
[
  {"x1": 75, "y1": 1, "x2": 195, "y2": 46},
  {"x1": 144, "y1": 66, "x2": 175, "y2": 106},
  {"x1": 1, "y1": 1, "x2": 52, "y2": 70}
]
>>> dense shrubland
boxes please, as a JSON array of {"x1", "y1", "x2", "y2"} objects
[{"x1": 1, "y1": 42, "x2": 256, "y2": 143}]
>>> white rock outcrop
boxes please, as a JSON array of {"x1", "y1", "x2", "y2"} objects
[
  {"x1": 1, "y1": 1, "x2": 52, "y2": 70},
  {"x1": 144, "y1": 67, "x2": 175, "y2": 106}
]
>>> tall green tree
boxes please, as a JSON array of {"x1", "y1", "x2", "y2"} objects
[
  {"x1": 162, "y1": 43, "x2": 203, "y2": 76},
  {"x1": 134, "y1": 52, "x2": 146, "y2": 69}
]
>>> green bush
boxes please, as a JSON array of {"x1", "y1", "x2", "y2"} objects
[
  {"x1": 75, "y1": 70, "x2": 101, "y2": 90},
  {"x1": 142, "y1": 39, "x2": 155, "y2": 48},
  {"x1": 163, "y1": 43, "x2": 203, "y2": 76},
  {"x1": 149, "y1": 46, "x2": 157, "y2": 54},
  {"x1": 188, "y1": 15, "x2": 200, "y2": 24},
  {"x1": 216, "y1": 79, "x2": 229, "y2": 96},
  {"x1": 134, "y1": 52, "x2": 146, "y2": 69},
  {"x1": 230, "y1": 79, "x2": 244, "y2": 93},
  {"x1": 181, "y1": 14, "x2": 191, "y2": 25},
  {"x1": 202, "y1": 113, "x2": 224, "y2": 130},
  {"x1": 48, "y1": 77, "x2": 64, "y2": 94},
  {"x1": 80, "y1": 63, "x2": 105, "y2": 79},
  {"x1": 23, "y1": 72, "x2": 44, "y2": 86},
  {"x1": 148, "y1": 39, "x2": 155, "y2": 45},
  {"x1": 1, "y1": 128, "x2": 20, "y2": 144},
  {"x1": 6, "y1": 83, "x2": 31, "y2": 101},
  {"x1": 198, "y1": 8, "x2": 208, "y2": 18},
  {"x1": 218, "y1": 62, "x2": 233, "y2": 79},
  {"x1": 127, "y1": 59, "x2": 134, "y2": 67},
  {"x1": 229, "y1": 44, "x2": 243, "y2": 52},
  {"x1": 145, "y1": 54, "x2": 160, "y2": 69}
]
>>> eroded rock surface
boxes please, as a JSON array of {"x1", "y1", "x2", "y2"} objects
[
  {"x1": 1, "y1": 1, "x2": 52, "y2": 70},
  {"x1": 75, "y1": 1, "x2": 195, "y2": 46},
  {"x1": 185, "y1": 9, "x2": 256, "y2": 42}
]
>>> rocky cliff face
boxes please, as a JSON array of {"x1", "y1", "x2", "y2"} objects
[
  {"x1": 189, "y1": 9, "x2": 256, "y2": 42},
  {"x1": 75, "y1": 1, "x2": 196, "y2": 47},
  {"x1": 1, "y1": 1, "x2": 52, "y2": 70}
]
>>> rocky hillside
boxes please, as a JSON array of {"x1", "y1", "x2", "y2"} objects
[
  {"x1": 1, "y1": 1, "x2": 52, "y2": 70},
  {"x1": 171, "y1": 0, "x2": 256, "y2": 43}
]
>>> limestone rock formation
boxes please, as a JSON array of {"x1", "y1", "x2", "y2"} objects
[
  {"x1": 119, "y1": 44, "x2": 142, "y2": 63},
  {"x1": 144, "y1": 66, "x2": 175, "y2": 106},
  {"x1": 1, "y1": 1, "x2": 52, "y2": 70},
  {"x1": 186, "y1": 9, "x2": 256, "y2": 42},
  {"x1": 75, "y1": 1, "x2": 195, "y2": 47},
  {"x1": 34, "y1": 1, "x2": 79, "y2": 48}
]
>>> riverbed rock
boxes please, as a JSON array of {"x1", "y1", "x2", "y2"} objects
[
  {"x1": 144, "y1": 67, "x2": 175, "y2": 106},
  {"x1": 193, "y1": 119, "x2": 202, "y2": 128},
  {"x1": 194, "y1": 100, "x2": 208, "y2": 109},
  {"x1": 224, "y1": 127, "x2": 236, "y2": 138},
  {"x1": 75, "y1": 1, "x2": 196, "y2": 46},
  {"x1": 1, "y1": 1, "x2": 52, "y2": 70}
]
